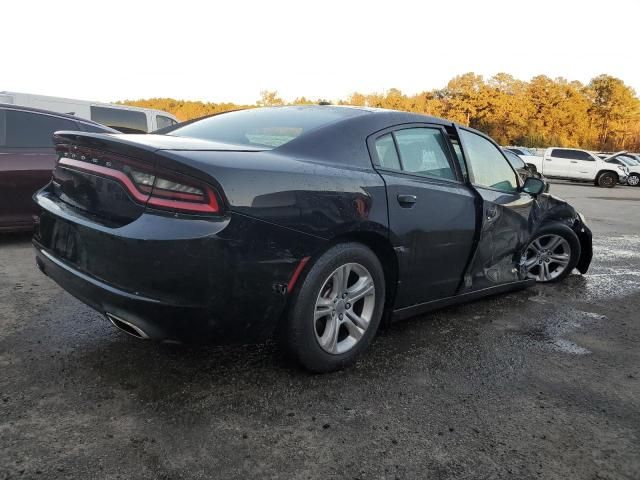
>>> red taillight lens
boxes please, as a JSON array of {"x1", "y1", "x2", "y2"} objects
[
  {"x1": 145, "y1": 172, "x2": 219, "y2": 214},
  {"x1": 56, "y1": 144, "x2": 221, "y2": 215}
]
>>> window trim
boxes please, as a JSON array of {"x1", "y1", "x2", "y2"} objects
[
  {"x1": 367, "y1": 123, "x2": 463, "y2": 184},
  {"x1": 458, "y1": 126, "x2": 522, "y2": 193}
]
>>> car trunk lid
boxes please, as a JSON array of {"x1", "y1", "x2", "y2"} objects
[{"x1": 48, "y1": 132, "x2": 254, "y2": 226}]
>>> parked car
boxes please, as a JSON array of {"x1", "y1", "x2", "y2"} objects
[
  {"x1": 502, "y1": 149, "x2": 550, "y2": 193},
  {"x1": 503, "y1": 149, "x2": 541, "y2": 180},
  {"x1": 0, "y1": 91, "x2": 178, "y2": 133},
  {"x1": 504, "y1": 147, "x2": 544, "y2": 172},
  {"x1": 33, "y1": 106, "x2": 592, "y2": 372},
  {"x1": 597, "y1": 153, "x2": 640, "y2": 186},
  {"x1": 525, "y1": 148, "x2": 629, "y2": 187},
  {"x1": 0, "y1": 104, "x2": 117, "y2": 232}
]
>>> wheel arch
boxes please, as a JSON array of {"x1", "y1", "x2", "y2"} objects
[
  {"x1": 290, "y1": 230, "x2": 399, "y2": 318},
  {"x1": 329, "y1": 231, "x2": 398, "y2": 317},
  {"x1": 595, "y1": 169, "x2": 619, "y2": 182}
]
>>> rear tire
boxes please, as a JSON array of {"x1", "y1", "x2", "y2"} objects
[
  {"x1": 596, "y1": 171, "x2": 617, "y2": 188},
  {"x1": 278, "y1": 243, "x2": 385, "y2": 373},
  {"x1": 627, "y1": 173, "x2": 640, "y2": 187}
]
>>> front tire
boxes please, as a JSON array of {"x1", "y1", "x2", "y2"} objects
[
  {"x1": 596, "y1": 171, "x2": 617, "y2": 188},
  {"x1": 627, "y1": 173, "x2": 640, "y2": 187},
  {"x1": 278, "y1": 243, "x2": 385, "y2": 373},
  {"x1": 522, "y1": 224, "x2": 581, "y2": 283}
]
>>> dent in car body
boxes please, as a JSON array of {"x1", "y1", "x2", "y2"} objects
[{"x1": 462, "y1": 191, "x2": 592, "y2": 292}]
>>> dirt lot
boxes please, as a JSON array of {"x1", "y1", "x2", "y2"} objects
[{"x1": 1, "y1": 182, "x2": 639, "y2": 480}]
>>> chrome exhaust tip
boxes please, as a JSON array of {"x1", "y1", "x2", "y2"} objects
[{"x1": 106, "y1": 313, "x2": 149, "y2": 339}]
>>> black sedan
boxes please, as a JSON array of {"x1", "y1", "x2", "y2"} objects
[{"x1": 33, "y1": 106, "x2": 592, "y2": 372}]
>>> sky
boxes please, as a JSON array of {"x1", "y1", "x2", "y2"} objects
[{"x1": 3, "y1": 0, "x2": 639, "y2": 104}]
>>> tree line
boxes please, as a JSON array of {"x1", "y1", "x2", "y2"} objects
[{"x1": 121, "y1": 73, "x2": 640, "y2": 151}]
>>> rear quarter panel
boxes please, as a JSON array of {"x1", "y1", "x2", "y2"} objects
[{"x1": 159, "y1": 149, "x2": 390, "y2": 242}]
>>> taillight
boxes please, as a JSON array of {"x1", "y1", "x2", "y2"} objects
[
  {"x1": 56, "y1": 144, "x2": 221, "y2": 214},
  {"x1": 137, "y1": 170, "x2": 220, "y2": 214}
]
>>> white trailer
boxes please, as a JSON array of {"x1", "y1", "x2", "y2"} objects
[{"x1": 0, "y1": 91, "x2": 178, "y2": 133}]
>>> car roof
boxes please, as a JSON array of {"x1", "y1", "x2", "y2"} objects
[
  {"x1": 0, "y1": 102, "x2": 116, "y2": 130},
  {"x1": 294, "y1": 104, "x2": 451, "y2": 125},
  {"x1": 258, "y1": 105, "x2": 464, "y2": 166}
]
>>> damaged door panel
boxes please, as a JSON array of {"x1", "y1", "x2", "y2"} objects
[{"x1": 456, "y1": 127, "x2": 535, "y2": 291}]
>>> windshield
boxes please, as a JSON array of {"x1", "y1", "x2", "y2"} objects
[
  {"x1": 167, "y1": 107, "x2": 359, "y2": 149},
  {"x1": 608, "y1": 156, "x2": 632, "y2": 167}
]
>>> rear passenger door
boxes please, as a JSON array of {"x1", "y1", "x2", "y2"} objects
[
  {"x1": 458, "y1": 128, "x2": 534, "y2": 291},
  {"x1": 543, "y1": 149, "x2": 572, "y2": 177},
  {"x1": 369, "y1": 124, "x2": 477, "y2": 308}
]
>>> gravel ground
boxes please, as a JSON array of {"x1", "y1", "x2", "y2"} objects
[{"x1": 1, "y1": 182, "x2": 639, "y2": 480}]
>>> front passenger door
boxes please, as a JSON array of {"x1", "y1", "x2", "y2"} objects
[{"x1": 458, "y1": 128, "x2": 535, "y2": 292}]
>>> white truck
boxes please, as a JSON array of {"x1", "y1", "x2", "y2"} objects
[
  {"x1": 504, "y1": 147, "x2": 544, "y2": 173},
  {"x1": 511, "y1": 147, "x2": 629, "y2": 188},
  {"x1": 0, "y1": 91, "x2": 178, "y2": 133}
]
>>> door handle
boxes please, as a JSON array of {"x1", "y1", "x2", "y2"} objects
[
  {"x1": 545, "y1": 158, "x2": 552, "y2": 161},
  {"x1": 397, "y1": 194, "x2": 417, "y2": 207},
  {"x1": 570, "y1": 160, "x2": 578, "y2": 163}
]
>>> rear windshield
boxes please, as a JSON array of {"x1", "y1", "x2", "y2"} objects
[
  {"x1": 91, "y1": 106, "x2": 148, "y2": 134},
  {"x1": 167, "y1": 107, "x2": 355, "y2": 148}
]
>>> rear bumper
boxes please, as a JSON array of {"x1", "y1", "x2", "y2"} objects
[
  {"x1": 35, "y1": 244, "x2": 211, "y2": 341},
  {"x1": 33, "y1": 191, "x2": 325, "y2": 344}
]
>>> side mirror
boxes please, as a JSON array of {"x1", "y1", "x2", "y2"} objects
[{"x1": 522, "y1": 177, "x2": 546, "y2": 196}]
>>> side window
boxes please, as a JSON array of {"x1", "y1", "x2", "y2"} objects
[
  {"x1": 5, "y1": 110, "x2": 80, "y2": 148},
  {"x1": 460, "y1": 130, "x2": 518, "y2": 192},
  {"x1": 449, "y1": 138, "x2": 468, "y2": 179},
  {"x1": 0, "y1": 109, "x2": 6, "y2": 146},
  {"x1": 374, "y1": 133, "x2": 401, "y2": 170},
  {"x1": 90, "y1": 106, "x2": 148, "y2": 133},
  {"x1": 574, "y1": 150, "x2": 594, "y2": 161},
  {"x1": 156, "y1": 115, "x2": 176, "y2": 130},
  {"x1": 551, "y1": 149, "x2": 573, "y2": 159},
  {"x1": 509, "y1": 148, "x2": 524, "y2": 155},
  {"x1": 394, "y1": 128, "x2": 455, "y2": 180}
]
